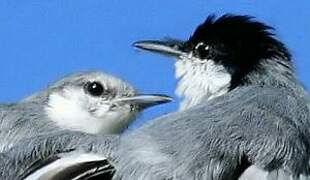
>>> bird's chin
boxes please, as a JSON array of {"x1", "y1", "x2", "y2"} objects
[{"x1": 94, "y1": 109, "x2": 139, "y2": 134}]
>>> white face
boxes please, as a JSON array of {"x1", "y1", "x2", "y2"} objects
[
  {"x1": 175, "y1": 54, "x2": 232, "y2": 110},
  {"x1": 45, "y1": 73, "x2": 139, "y2": 134}
]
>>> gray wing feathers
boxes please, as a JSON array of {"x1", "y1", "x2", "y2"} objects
[
  {"x1": 114, "y1": 86, "x2": 310, "y2": 179},
  {"x1": 0, "y1": 131, "x2": 117, "y2": 180},
  {"x1": 0, "y1": 102, "x2": 58, "y2": 152}
]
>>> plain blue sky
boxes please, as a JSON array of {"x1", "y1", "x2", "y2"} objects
[{"x1": 0, "y1": 1, "x2": 309, "y2": 129}]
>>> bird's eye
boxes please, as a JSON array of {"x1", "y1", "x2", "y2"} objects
[
  {"x1": 85, "y1": 81, "x2": 105, "y2": 97},
  {"x1": 194, "y1": 42, "x2": 211, "y2": 59}
]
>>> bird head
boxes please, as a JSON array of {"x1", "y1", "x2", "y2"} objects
[
  {"x1": 133, "y1": 14, "x2": 293, "y2": 110},
  {"x1": 26, "y1": 71, "x2": 172, "y2": 134}
]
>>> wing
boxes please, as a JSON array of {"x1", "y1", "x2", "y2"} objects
[
  {"x1": 237, "y1": 87, "x2": 310, "y2": 180},
  {"x1": 114, "y1": 86, "x2": 310, "y2": 180},
  {"x1": 0, "y1": 130, "x2": 117, "y2": 180},
  {"x1": 0, "y1": 103, "x2": 58, "y2": 152},
  {"x1": 24, "y1": 152, "x2": 114, "y2": 180}
]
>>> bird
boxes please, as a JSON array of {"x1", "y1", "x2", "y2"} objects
[
  {"x1": 0, "y1": 71, "x2": 172, "y2": 179},
  {"x1": 108, "y1": 14, "x2": 310, "y2": 180},
  {"x1": 0, "y1": 71, "x2": 172, "y2": 152}
]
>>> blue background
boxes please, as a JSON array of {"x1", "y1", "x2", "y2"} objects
[{"x1": 0, "y1": 1, "x2": 309, "y2": 129}]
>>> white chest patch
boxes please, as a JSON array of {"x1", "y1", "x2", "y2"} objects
[
  {"x1": 175, "y1": 59, "x2": 232, "y2": 110},
  {"x1": 239, "y1": 165, "x2": 303, "y2": 180}
]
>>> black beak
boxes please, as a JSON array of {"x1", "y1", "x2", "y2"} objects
[
  {"x1": 133, "y1": 40, "x2": 187, "y2": 58},
  {"x1": 114, "y1": 94, "x2": 173, "y2": 109}
]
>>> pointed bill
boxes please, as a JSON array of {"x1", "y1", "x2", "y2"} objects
[
  {"x1": 133, "y1": 40, "x2": 187, "y2": 58},
  {"x1": 114, "y1": 94, "x2": 173, "y2": 109}
]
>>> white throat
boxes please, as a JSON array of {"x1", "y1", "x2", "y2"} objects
[
  {"x1": 175, "y1": 59, "x2": 232, "y2": 110},
  {"x1": 45, "y1": 88, "x2": 136, "y2": 134}
]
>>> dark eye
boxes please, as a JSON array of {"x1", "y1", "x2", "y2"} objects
[
  {"x1": 85, "y1": 81, "x2": 105, "y2": 97},
  {"x1": 194, "y1": 42, "x2": 211, "y2": 59}
]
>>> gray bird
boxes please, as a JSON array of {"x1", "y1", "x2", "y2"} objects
[
  {"x1": 0, "y1": 71, "x2": 171, "y2": 151},
  {"x1": 109, "y1": 14, "x2": 310, "y2": 180},
  {"x1": 0, "y1": 71, "x2": 172, "y2": 179}
]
